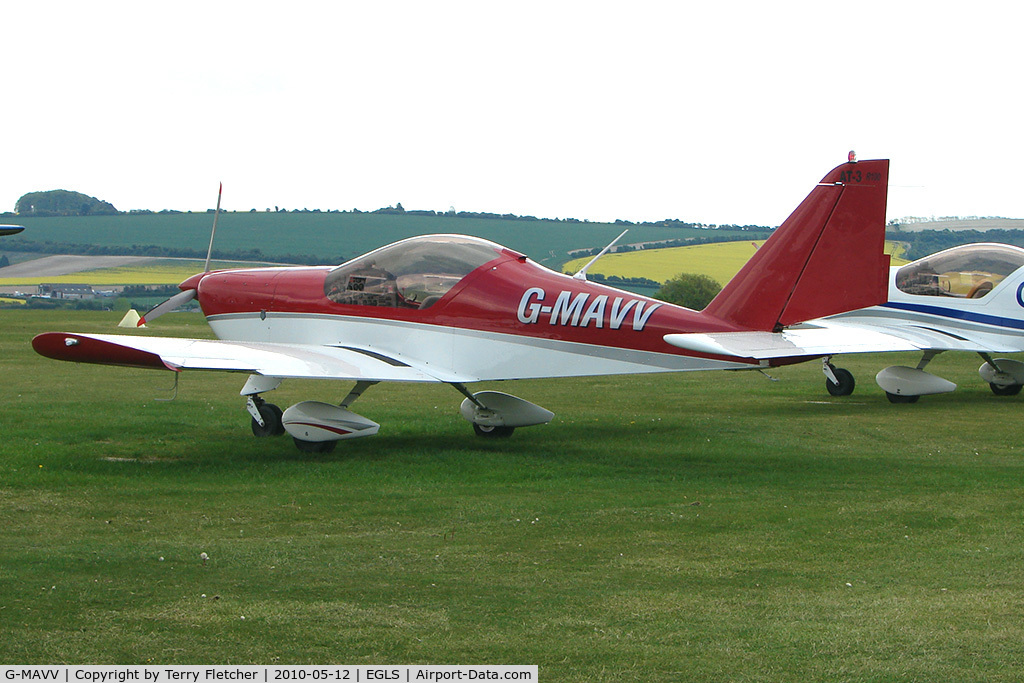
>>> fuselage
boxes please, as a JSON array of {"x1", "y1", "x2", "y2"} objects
[{"x1": 185, "y1": 236, "x2": 763, "y2": 381}]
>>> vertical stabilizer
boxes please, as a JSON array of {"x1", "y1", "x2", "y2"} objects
[{"x1": 702, "y1": 158, "x2": 889, "y2": 331}]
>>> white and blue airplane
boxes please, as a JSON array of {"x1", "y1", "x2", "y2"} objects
[{"x1": 813, "y1": 242, "x2": 1024, "y2": 402}]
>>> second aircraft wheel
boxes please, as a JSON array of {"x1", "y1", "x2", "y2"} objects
[
  {"x1": 251, "y1": 403, "x2": 286, "y2": 437},
  {"x1": 293, "y1": 437, "x2": 337, "y2": 454},
  {"x1": 885, "y1": 392, "x2": 920, "y2": 404},
  {"x1": 473, "y1": 424, "x2": 515, "y2": 438},
  {"x1": 990, "y1": 382, "x2": 1023, "y2": 396}
]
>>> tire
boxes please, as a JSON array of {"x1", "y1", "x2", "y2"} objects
[
  {"x1": 825, "y1": 367, "x2": 856, "y2": 396},
  {"x1": 990, "y1": 382, "x2": 1023, "y2": 396},
  {"x1": 293, "y1": 437, "x2": 337, "y2": 454},
  {"x1": 251, "y1": 402, "x2": 285, "y2": 437},
  {"x1": 885, "y1": 392, "x2": 920, "y2": 404},
  {"x1": 473, "y1": 423, "x2": 515, "y2": 438}
]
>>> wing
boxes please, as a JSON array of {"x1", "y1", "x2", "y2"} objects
[
  {"x1": 663, "y1": 324, "x2": 920, "y2": 360},
  {"x1": 822, "y1": 309, "x2": 1024, "y2": 354},
  {"x1": 31, "y1": 332, "x2": 467, "y2": 383}
]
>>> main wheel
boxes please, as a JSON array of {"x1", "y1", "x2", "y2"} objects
[
  {"x1": 251, "y1": 402, "x2": 285, "y2": 437},
  {"x1": 825, "y1": 367, "x2": 856, "y2": 396},
  {"x1": 885, "y1": 392, "x2": 920, "y2": 404},
  {"x1": 473, "y1": 423, "x2": 515, "y2": 438},
  {"x1": 990, "y1": 382, "x2": 1023, "y2": 396},
  {"x1": 293, "y1": 437, "x2": 337, "y2": 453}
]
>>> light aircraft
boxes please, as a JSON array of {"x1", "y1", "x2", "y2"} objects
[
  {"x1": 0, "y1": 225, "x2": 25, "y2": 236},
  {"x1": 810, "y1": 242, "x2": 1024, "y2": 402},
  {"x1": 33, "y1": 157, "x2": 896, "y2": 452}
]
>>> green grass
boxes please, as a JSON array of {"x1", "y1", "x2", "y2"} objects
[{"x1": 3, "y1": 310, "x2": 1024, "y2": 679}]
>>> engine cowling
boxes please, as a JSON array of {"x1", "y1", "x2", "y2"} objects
[{"x1": 282, "y1": 401, "x2": 380, "y2": 442}]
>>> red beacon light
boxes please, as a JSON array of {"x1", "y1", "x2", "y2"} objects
[{"x1": 848, "y1": 150, "x2": 858, "y2": 163}]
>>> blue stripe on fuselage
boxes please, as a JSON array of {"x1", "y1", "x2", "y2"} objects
[{"x1": 881, "y1": 301, "x2": 1024, "y2": 331}]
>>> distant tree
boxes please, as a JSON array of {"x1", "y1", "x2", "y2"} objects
[
  {"x1": 654, "y1": 272, "x2": 722, "y2": 310},
  {"x1": 15, "y1": 190, "x2": 117, "y2": 216}
]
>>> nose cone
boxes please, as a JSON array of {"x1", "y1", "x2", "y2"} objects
[{"x1": 179, "y1": 272, "x2": 207, "y2": 291}]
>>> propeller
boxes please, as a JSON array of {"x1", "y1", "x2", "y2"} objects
[
  {"x1": 130, "y1": 183, "x2": 222, "y2": 327},
  {"x1": 137, "y1": 288, "x2": 197, "y2": 326}
]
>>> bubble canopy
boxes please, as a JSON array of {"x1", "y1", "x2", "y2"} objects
[
  {"x1": 895, "y1": 243, "x2": 1024, "y2": 299},
  {"x1": 324, "y1": 234, "x2": 505, "y2": 309}
]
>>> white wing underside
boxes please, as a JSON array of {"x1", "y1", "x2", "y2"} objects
[{"x1": 74, "y1": 333, "x2": 464, "y2": 382}]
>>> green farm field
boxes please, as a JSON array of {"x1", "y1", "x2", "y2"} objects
[
  {"x1": 563, "y1": 240, "x2": 910, "y2": 285},
  {"x1": 3, "y1": 310, "x2": 1024, "y2": 679}
]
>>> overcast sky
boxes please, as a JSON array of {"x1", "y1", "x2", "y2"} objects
[{"x1": 3, "y1": 1, "x2": 1022, "y2": 227}]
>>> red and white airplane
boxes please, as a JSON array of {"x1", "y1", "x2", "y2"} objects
[{"x1": 34, "y1": 157, "x2": 895, "y2": 452}]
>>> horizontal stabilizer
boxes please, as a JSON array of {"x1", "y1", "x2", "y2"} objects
[{"x1": 663, "y1": 325, "x2": 918, "y2": 360}]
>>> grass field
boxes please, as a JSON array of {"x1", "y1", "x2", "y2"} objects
[
  {"x1": 3, "y1": 310, "x2": 1024, "y2": 679},
  {"x1": 564, "y1": 240, "x2": 910, "y2": 285}
]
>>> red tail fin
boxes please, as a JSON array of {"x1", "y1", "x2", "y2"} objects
[{"x1": 702, "y1": 158, "x2": 890, "y2": 331}]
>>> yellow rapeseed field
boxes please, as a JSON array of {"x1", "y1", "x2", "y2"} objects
[
  {"x1": 0, "y1": 261, "x2": 223, "y2": 286},
  {"x1": 564, "y1": 240, "x2": 909, "y2": 285}
]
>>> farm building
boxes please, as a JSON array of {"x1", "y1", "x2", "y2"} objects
[{"x1": 37, "y1": 284, "x2": 96, "y2": 299}]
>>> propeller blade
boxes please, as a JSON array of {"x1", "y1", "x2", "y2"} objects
[
  {"x1": 204, "y1": 182, "x2": 222, "y2": 273},
  {"x1": 138, "y1": 289, "x2": 196, "y2": 326}
]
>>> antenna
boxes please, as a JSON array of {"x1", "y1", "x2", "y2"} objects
[
  {"x1": 203, "y1": 182, "x2": 222, "y2": 273},
  {"x1": 573, "y1": 229, "x2": 628, "y2": 281}
]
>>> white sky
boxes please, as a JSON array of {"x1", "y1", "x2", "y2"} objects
[{"x1": 3, "y1": 1, "x2": 1022, "y2": 227}]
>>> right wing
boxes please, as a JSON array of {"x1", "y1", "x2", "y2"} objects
[
  {"x1": 821, "y1": 309, "x2": 1024, "y2": 354},
  {"x1": 31, "y1": 332, "x2": 468, "y2": 383}
]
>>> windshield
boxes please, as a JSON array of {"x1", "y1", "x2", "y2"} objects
[
  {"x1": 895, "y1": 243, "x2": 1024, "y2": 299},
  {"x1": 324, "y1": 234, "x2": 503, "y2": 309}
]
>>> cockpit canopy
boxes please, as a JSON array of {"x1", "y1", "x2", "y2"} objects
[
  {"x1": 324, "y1": 234, "x2": 505, "y2": 309},
  {"x1": 895, "y1": 243, "x2": 1024, "y2": 299}
]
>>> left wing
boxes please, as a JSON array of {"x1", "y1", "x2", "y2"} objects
[{"x1": 31, "y1": 332, "x2": 468, "y2": 383}]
